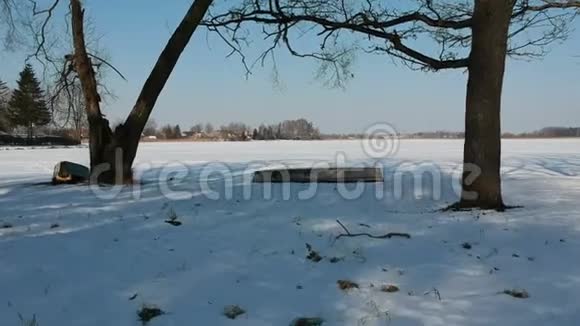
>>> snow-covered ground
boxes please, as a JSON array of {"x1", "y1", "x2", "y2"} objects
[{"x1": 1, "y1": 139, "x2": 580, "y2": 325}]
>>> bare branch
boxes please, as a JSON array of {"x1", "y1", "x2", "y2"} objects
[
  {"x1": 202, "y1": 0, "x2": 580, "y2": 78},
  {"x1": 87, "y1": 53, "x2": 127, "y2": 81},
  {"x1": 201, "y1": 1, "x2": 472, "y2": 75},
  {"x1": 335, "y1": 220, "x2": 411, "y2": 240},
  {"x1": 1, "y1": 0, "x2": 19, "y2": 49},
  {"x1": 27, "y1": 0, "x2": 61, "y2": 61}
]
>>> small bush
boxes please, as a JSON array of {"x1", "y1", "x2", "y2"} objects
[
  {"x1": 18, "y1": 313, "x2": 38, "y2": 326},
  {"x1": 337, "y1": 280, "x2": 359, "y2": 291},
  {"x1": 380, "y1": 284, "x2": 400, "y2": 293},
  {"x1": 137, "y1": 305, "x2": 165, "y2": 325},
  {"x1": 223, "y1": 305, "x2": 246, "y2": 319}
]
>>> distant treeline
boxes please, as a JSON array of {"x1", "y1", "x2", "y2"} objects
[
  {"x1": 0, "y1": 133, "x2": 80, "y2": 146},
  {"x1": 320, "y1": 131, "x2": 466, "y2": 139},
  {"x1": 252, "y1": 119, "x2": 320, "y2": 140},
  {"x1": 503, "y1": 127, "x2": 580, "y2": 138},
  {"x1": 322, "y1": 127, "x2": 580, "y2": 140},
  {"x1": 405, "y1": 127, "x2": 580, "y2": 139},
  {"x1": 142, "y1": 123, "x2": 580, "y2": 141},
  {"x1": 143, "y1": 118, "x2": 321, "y2": 141}
]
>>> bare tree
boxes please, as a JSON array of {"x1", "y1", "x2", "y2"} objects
[
  {"x1": 220, "y1": 122, "x2": 251, "y2": 140},
  {"x1": 204, "y1": 0, "x2": 580, "y2": 210},
  {"x1": 253, "y1": 118, "x2": 320, "y2": 140},
  {"x1": 52, "y1": 80, "x2": 87, "y2": 141},
  {"x1": 0, "y1": 0, "x2": 21, "y2": 50},
  {"x1": 46, "y1": 19, "x2": 114, "y2": 143},
  {"x1": 143, "y1": 119, "x2": 158, "y2": 137},
  {"x1": 204, "y1": 122, "x2": 214, "y2": 134},
  {"x1": 2, "y1": 0, "x2": 114, "y2": 143},
  {"x1": 0, "y1": 77, "x2": 10, "y2": 131},
  {"x1": 74, "y1": 0, "x2": 213, "y2": 183},
  {"x1": 24, "y1": 0, "x2": 213, "y2": 184},
  {"x1": 190, "y1": 123, "x2": 204, "y2": 133}
]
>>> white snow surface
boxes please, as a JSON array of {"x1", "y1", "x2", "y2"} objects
[{"x1": 1, "y1": 139, "x2": 580, "y2": 325}]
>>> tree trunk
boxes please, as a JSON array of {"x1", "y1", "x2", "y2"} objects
[
  {"x1": 70, "y1": 0, "x2": 126, "y2": 184},
  {"x1": 458, "y1": 0, "x2": 516, "y2": 210},
  {"x1": 70, "y1": 0, "x2": 213, "y2": 184},
  {"x1": 87, "y1": 117, "x2": 135, "y2": 184}
]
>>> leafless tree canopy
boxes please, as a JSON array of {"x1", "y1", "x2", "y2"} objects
[
  {"x1": 203, "y1": 0, "x2": 580, "y2": 85},
  {"x1": 1, "y1": 0, "x2": 119, "y2": 132},
  {"x1": 0, "y1": 0, "x2": 20, "y2": 50}
]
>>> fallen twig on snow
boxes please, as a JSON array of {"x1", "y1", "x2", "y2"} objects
[
  {"x1": 424, "y1": 287, "x2": 442, "y2": 300},
  {"x1": 335, "y1": 220, "x2": 411, "y2": 240},
  {"x1": 502, "y1": 288, "x2": 529, "y2": 299}
]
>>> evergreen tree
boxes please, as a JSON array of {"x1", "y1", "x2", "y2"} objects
[
  {"x1": 190, "y1": 123, "x2": 203, "y2": 133},
  {"x1": 0, "y1": 78, "x2": 10, "y2": 132},
  {"x1": 173, "y1": 125, "x2": 182, "y2": 138},
  {"x1": 7, "y1": 64, "x2": 51, "y2": 139}
]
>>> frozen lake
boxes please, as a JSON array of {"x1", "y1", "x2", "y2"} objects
[{"x1": 1, "y1": 138, "x2": 579, "y2": 181}]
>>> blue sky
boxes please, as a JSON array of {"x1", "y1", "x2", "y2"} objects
[{"x1": 1, "y1": 0, "x2": 579, "y2": 134}]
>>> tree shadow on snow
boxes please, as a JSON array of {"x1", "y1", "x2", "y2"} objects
[{"x1": 0, "y1": 159, "x2": 580, "y2": 325}]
